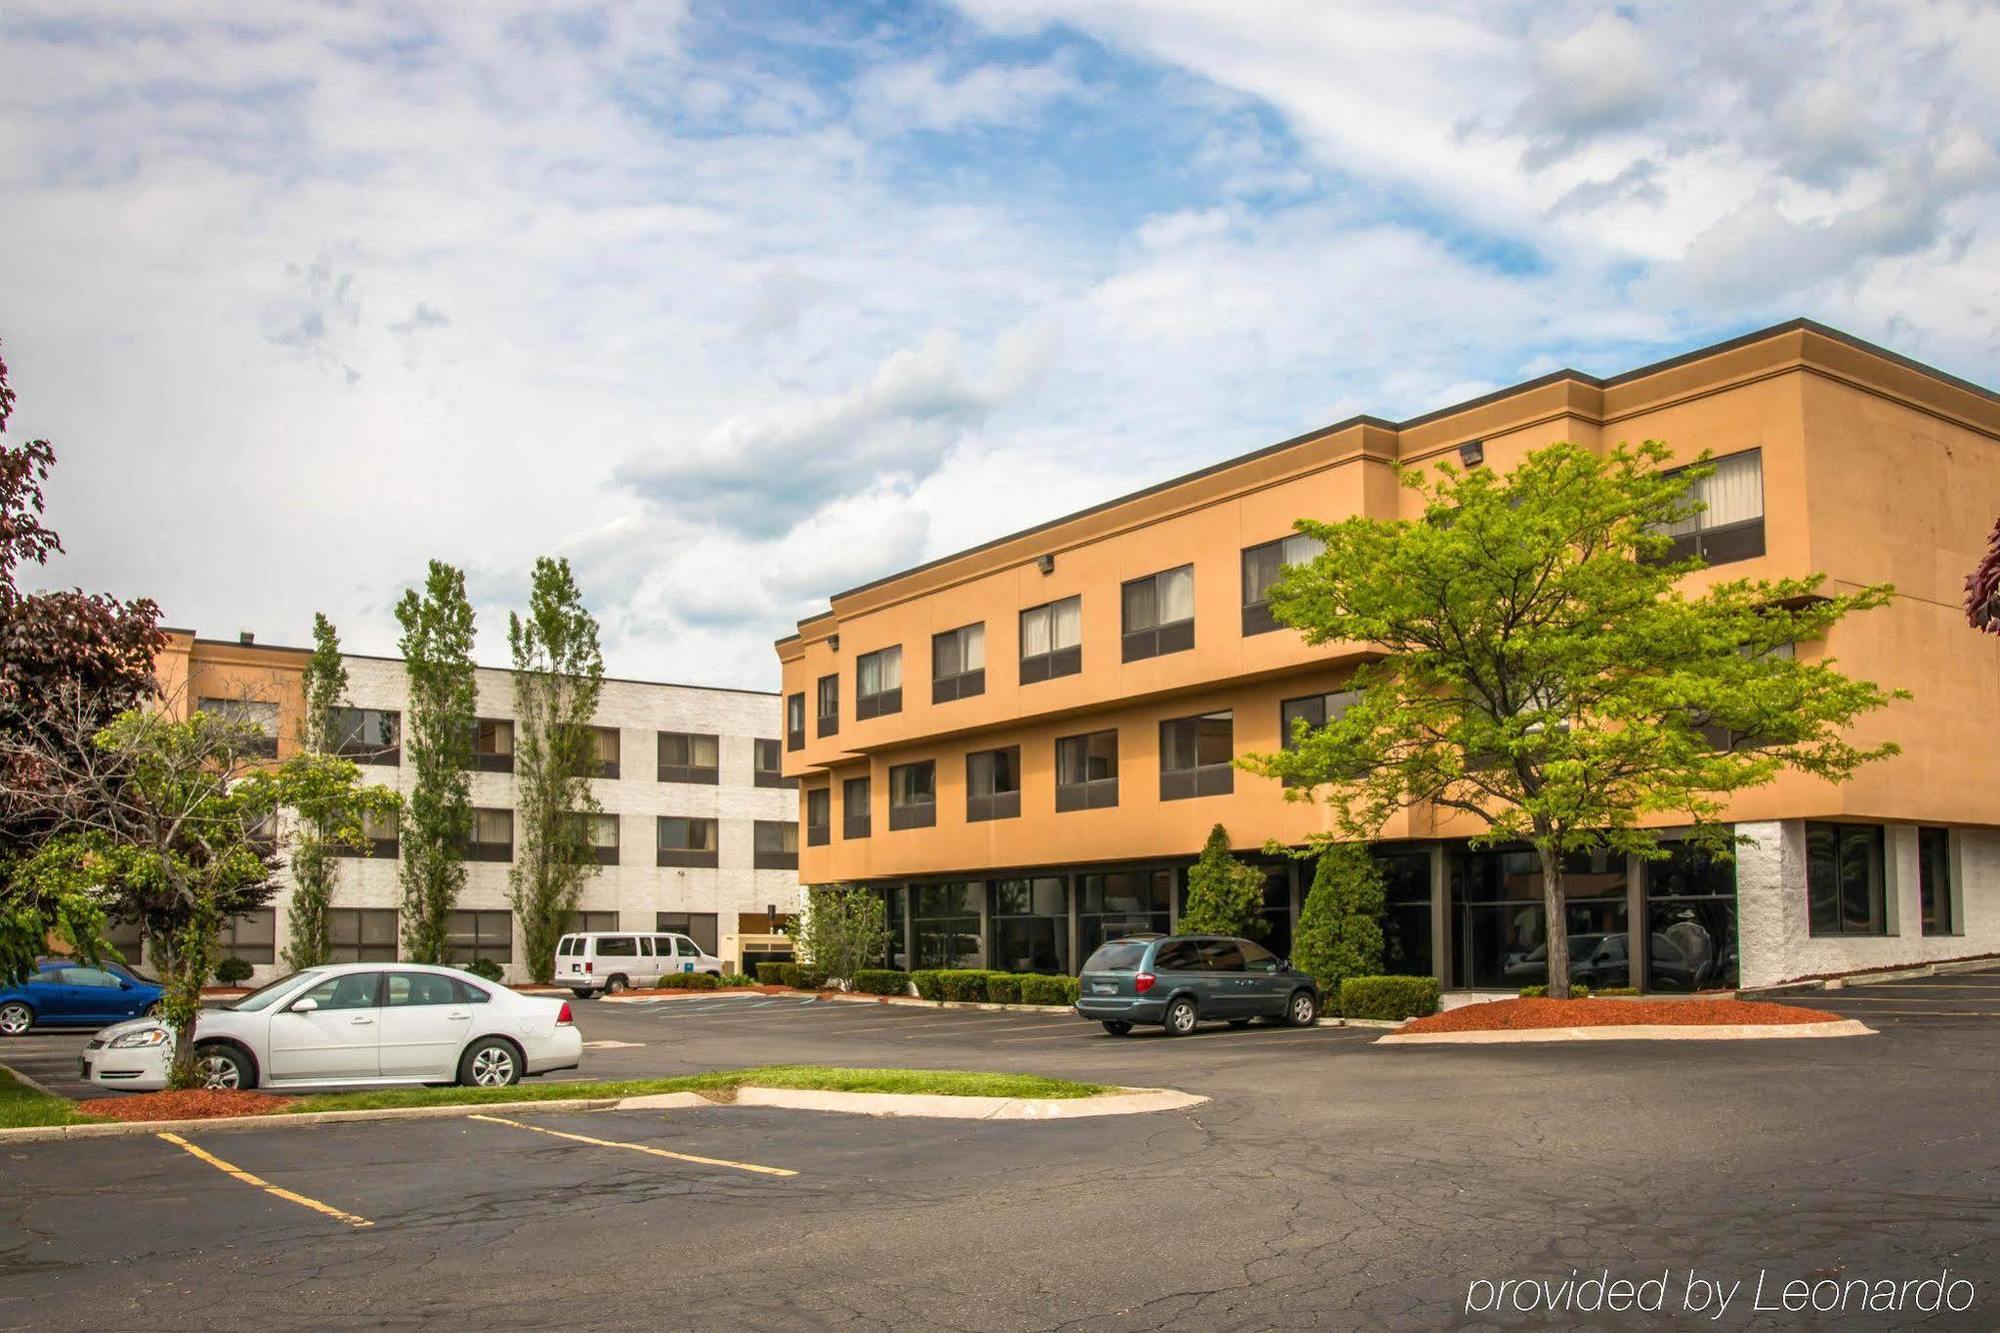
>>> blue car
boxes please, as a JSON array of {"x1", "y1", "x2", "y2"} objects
[{"x1": 0, "y1": 960, "x2": 165, "y2": 1036}]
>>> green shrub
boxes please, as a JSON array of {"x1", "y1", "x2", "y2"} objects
[
  {"x1": 1179, "y1": 822, "x2": 1267, "y2": 939},
  {"x1": 1338, "y1": 975, "x2": 1440, "y2": 1021},
  {"x1": 1293, "y1": 842, "x2": 1385, "y2": 1000},
  {"x1": 984, "y1": 974, "x2": 1022, "y2": 1004},
  {"x1": 852, "y1": 969, "x2": 911, "y2": 996},
  {"x1": 794, "y1": 965, "x2": 829, "y2": 991},
  {"x1": 754, "y1": 963, "x2": 786, "y2": 985},
  {"x1": 1593, "y1": 986, "x2": 1637, "y2": 997},
  {"x1": 936, "y1": 969, "x2": 990, "y2": 1003},
  {"x1": 713, "y1": 971, "x2": 756, "y2": 987},
  {"x1": 656, "y1": 972, "x2": 722, "y2": 990},
  {"x1": 1018, "y1": 974, "x2": 1080, "y2": 1006},
  {"x1": 910, "y1": 969, "x2": 944, "y2": 1001},
  {"x1": 214, "y1": 957, "x2": 254, "y2": 985},
  {"x1": 456, "y1": 958, "x2": 504, "y2": 983},
  {"x1": 1518, "y1": 984, "x2": 1592, "y2": 999}
]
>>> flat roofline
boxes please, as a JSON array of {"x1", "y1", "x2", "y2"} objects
[
  {"x1": 181, "y1": 637, "x2": 777, "y2": 697},
  {"x1": 792, "y1": 317, "x2": 1997, "y2": 625}
]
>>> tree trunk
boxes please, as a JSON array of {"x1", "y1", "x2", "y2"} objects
[{"x1": 1538, "y1": 848, "x2": 1571, "y2": 1000}]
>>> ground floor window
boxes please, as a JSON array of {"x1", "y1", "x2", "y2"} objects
[
  {"x1": 1376, "y1": 851, "x2": 1433, "y2": 978},
  {"x1": 446, "y1": 910, "x2": 513, "y2": 964},
  {"x1": 1256, "y1": 865, "x2": 1292, "y2": 960},
  {"x1": 877, "y1": 887, "x2": 908, "y2": 970},
  {"x1": 912, "y1": 883, "x2": 981, "y2": 969},
  {"x1": 1806, "y1": 822, "x2": 1887, "y2": 936},
  {"x1": 989, "y1": 877, "x2": 1069, "y2": 974},
  {"x1": 219, "y1": 908, "x2": 277, "y2": 965},
  {"x1": 103, "y1": 917, "x2": 147, "y2": 971},
  {"x1": 329, "y1": 908, "x2": 398, "y2": 963},
  {"x1": 1450, "y1": 847, "x2": 1628, "y2": 990},
  {"x1": 1078, "y1": 869, "x2": 1172, "y2": 960},
  {"x1": 567, "y1": 910, "x2": 618, "y2": 935},
  {"x1": 1919, "y1": 827, "x2": 1957, "y2": 936},
  {"x1": 1644, "y1": 843, "x2": 1738, "y2": 991},
  {"x1": 657, "y1": 912, "x2": 718, "y2": 956}
]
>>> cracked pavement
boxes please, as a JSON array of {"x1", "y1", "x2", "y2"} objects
[{"x1": 3, "y1": 977, "x2": 1997, "y2": 1330}]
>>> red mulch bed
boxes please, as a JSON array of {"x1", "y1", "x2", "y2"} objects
[
  {"x1": 1402, "y1": 997, "x2": 1841, "y2": 1034},
  {"x1": 86, "y1": 1090, "x2": 295, "y2": 1122}
]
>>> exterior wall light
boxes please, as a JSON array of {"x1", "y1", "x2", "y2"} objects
[{"x1": 1458, "y1": 440, "x2": 1485, "y2": 467}]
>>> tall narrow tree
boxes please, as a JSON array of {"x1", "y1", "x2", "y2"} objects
[
  {"x1": 282, "y1": 613, "x2": 352, "y2": 969},
  {"x1": 509, "y1": 557, "x2": 605, "y2": 983},
  {"x1": 395, "y1": 562, "x2": 477, "y2": 964}
]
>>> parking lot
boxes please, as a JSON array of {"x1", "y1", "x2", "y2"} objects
[{"x1": 6, "y1": 973, "x2": 1999, "y2": 1330}]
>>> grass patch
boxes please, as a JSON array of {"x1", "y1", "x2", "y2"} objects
[
  {"x1": 285, "y1": 1065, "x2": 1109, "y2": 1114},
  {"x1": 0, "y1": 1066, "x2": 95, "y2": 1129}
]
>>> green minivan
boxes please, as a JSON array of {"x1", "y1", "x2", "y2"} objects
[{"x1": 1075, "y1": 934, "x2": 1321, "y2": 1036}]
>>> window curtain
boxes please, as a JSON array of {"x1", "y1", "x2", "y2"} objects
[
  {"x1": 1021, "y1": 607, "x2": 1051, "y2": 658},
  {"x1": 1051, "y1": 597, "x2": 1081, "y2": 649},
  {"x1": 1159, "y1": 566, "x2": 1194, "y2": 624},
  {"x1": 1698, "y1": 452, "x2": 1763, "y2": 529},
  {"x1": 961, "y1": 624, "x2": 985, "y2": 670}
]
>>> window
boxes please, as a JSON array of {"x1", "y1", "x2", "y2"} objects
[
  {"x1": 656, "y1": 816, "x2": 720, "y2": 868},
  {"x1": 1280, "y1": 689, "x2": 1363, "y2": 785},
  {"x1": 754, "y1": 738, "x2": 793, "y2": 789},
  {"x1": 1159, "y1": 711, "x2": 1233, "y2": 800},
  {"x1": 1240, "y1": 534, "x2": 1324, "y2": 635},
  {"x1": 856, "y1": 647, "x2": 903, "y2": 719},
  {"x1": 332, "y1": 806, "x2": 399, "y2": 859},
  {"x1": 1121, "y1": 565, "x2": 1195, "y2": 662},
  {"x1": 198, "y1": 698, "x2": 279, "y2": 759},
  {"x1": 989, "y1": 877, "x2": 1069, "y2": 974},
  {"x1": 104, "y1": 917, "x2": 145, "y2": 969},
  {"x1": 889, "y1": 760, "x2": 937, "y2": 830},
  {"x1": 1644, "y1": 843, "x2": 1738, "y2": 991},
  {"x1": 966, "y1": 747, "x2": 1021, "y2": 822},
  {"x1": 1806, "y1": 822, "x2": 1887, "y2": 936},
  {"x1": 471, "y1": 718, "x2": 514, "y2": 773},
  {"x1": 912, "y1": 882, "x2": 981, "y2": 969},
  {"x1": 446, "y1": 910, "x2": 513, "y2": 964},
  {"x1": 296, "y1": 972, "x2": 381, "y2": 1011},
  {"x1": 932, "y1": 623, "x2": 986, "y2": 703},
  {"x1": 463, "y1": 807, "x2": 513, "y2": 862},
  {"x1": 595, "y1": 935, "x2": 639, "y2": 957},
  {"x1": 61, "y1": 966, "x2": 122, "y2": 989},
  {"x1": 384, "y1": 970, "x2": 465, "y2": 1007},
  {"x1": 658, "y1": 732, "x2": 719, "y2": 784},
  {"x1": 807, "y1": 672, "x2": 839, "y2": 738},
  {"x1": 1919, "y1": 827, "x2": 1957, "y2": 936},
  {"x1": 566, "y1": 910, "x2": 617, "y2": 935},
  {"x1": 1078, "y1": 870, "x2": 1172, "y2": 958},
  {"x1": 805, "y1": 789, "x2": 831, "y2": 847},
  {"x1": 1661, "y1": 450, "x2": 1765, "y2": 566},
  {"x1": 843, "y1": 776, "x2": 871, "y2": 839},
  {"x1": 218, "y1": 908, "x2": 277, "y2": 964},
  {"x1": 329, "y1": 908, "x2": 398, "y2": 962},
  {"x1": 1055, "y1": 730, "x2": 1119, "y2": 812},
  {"x1": 588, "y1": 726, "x2": 620, "y2": 779},
  {"x1": 754, "y1": 820, "x2": 799, "y2": 869},
  {"x1": 786, "y1": 692, "x2": 805, "y2": 751},
  {"x1": 657, "y1": 912, "x2": 719, "y2": 956},
  {"x1": 579, "y1": 812, "x2": 619, "y2": 865},
  {"x1": 326, "y1": 706, "x2": 400, "y2": 765},
  {"x1": 1020, "y1": 595, "x2": 1082, "y2": 683}
]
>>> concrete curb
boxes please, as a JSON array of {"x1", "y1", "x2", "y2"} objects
[
  {"x1": 709, "y1": 1085, "x2": 1208, "y2": 1120},
  {"x1": 1375, "y1": 1018, "x2": 1875, "y2": 1045},
  {"x1": 0, "y1": 1097, "x2": 625, "y2": 1144}
]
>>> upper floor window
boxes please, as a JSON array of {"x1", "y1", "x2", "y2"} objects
[
  {"x1": 966, "y1": 747, "x2": 1021, "y2": 823},
  {"x1": 1662, "y1": 450, "x2": 1764, "y2": 566},
  {"x1": 1241, "y1": 533, "x2": 1324, "y2": 636},
  {"x1": 326, "y1": 706, "x2": 400, "y2": 765},
  {"x1": 1806, "y1": 821, "x2": 1885, "y2": 937},
  {"x1": 471, "y1": 718, "x2": 514, "y2": 773},
  {"x1": 198, "y1": 698, "x2": 279, "y2": 759},
  {"x1": 1122, "y1": 565, "x2": 1195, "y2": 662},
  {"x1": 888, "y1": 760, "x2": 937, "y2": 830},
  {"x1": 843, "y1": 776, "x2": 871, "y2": 840},
  {"x1": 932, "y1": 623, "x2": 986, "y2": 704},
  {"x1": 754, "y1": 738, "x2": 794, "y2": 789},
  {"x1": 1159, "y1": 710, "x2": 1233, "y2": 801},
  {"x1": 1055, "y1": 729, "x2": 1118, "y2": 812},
  {"x1": 463, "y1": 807, "x2": 514, "y2": 862},
  {"x1": 656, "y1": 816, "x2": 719, "y2": 868},
  {"x1": 755, "y1": 819, "x2": 800, "y2": 869},
  {"x1": 856, "y1": 647, "x2": 903, "y2": 720},
  {"x1": 816, "y1": 673, "x2": 840, "y2": 737},
  {"x1": 786, "y1": 692, "x2": 805, "y2": 751},
  {"x1": 1020, "y1": 595, "x2": 1082, "y2": 684},
  {"x1": 658, "y1": 732, "x2": 719, "y2": 785},
  {"x1": 578, "y1": 812, "x2": 619, "y2": 865},
  {"x1": 805, "y1": 788, "x2": 831, "y2": 847},
  {"x1": 331, "y1": 807, "x2": 400, "y2": 860},
  {"x1": 587, "y1": 726, "x2": 621, "y2": 780},
  {"x1": 1281, "y1": 689, "x2": 1362, "y2": 785}
]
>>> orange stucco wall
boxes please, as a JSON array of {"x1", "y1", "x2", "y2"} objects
[{"x1": 155, "y1": 630, "x2": 309, "y2": 759}]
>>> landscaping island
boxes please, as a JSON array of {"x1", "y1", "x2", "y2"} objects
[{"x1": 1402, "y1": 997, "x2": 1840, "y2": 1033}]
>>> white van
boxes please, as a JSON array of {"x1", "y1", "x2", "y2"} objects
[{"x1": 556, "y1": 932, "x2": 724, "y2": 997}]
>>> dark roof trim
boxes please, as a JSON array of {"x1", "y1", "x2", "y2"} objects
[{"x1": 809, "y1": 318, "x2": 1995, "y2": 616}]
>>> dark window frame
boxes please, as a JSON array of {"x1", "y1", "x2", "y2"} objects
[
  {"x1": 326, "y1": 706, "x2": 401, "y2": 766},
  {"x1": 786, "y1": 692, "x2": 805, "y2": 751},
  {"x1": 816, "y1": 673, "x2": 841, "y2": 737},
  {"x1": 462, "y1": 806, "x2": 514, "y2": 862},
  {"x1": 470, "y1": 717, "x2": 514, "y2": 774},
  {"x1": 1240, "y1": 533, "x2": 1323, "y2": 636},
  {"x1": 328, "y1": 908, "x2": 399, "y2": 963},
  {"x1": 1159, "y1": 711, "x2": 1234, "y2": 801},
  {"x1": 657, "y1": 731, "x2": 720, "y2": 785},
  {"x1": 218, "y1": 907, "x2": 278, "y2": 964},
  {"x1": 856, "y1": 646, "x2": 904, "y2": 720},
  {"x1": 1658, "y1": 449, "x2": 1766, "y2": 567},
  {"x1": 1055, "y1": 729, "x2": 1119, "y2": 812},
  {"x1": 1279, "y1": 689, "x2": 1363, "y2": 785},
  {"x1": 1121, "y1": 564, "x2": 1195, "y2": 662},
  {"x1": 445, "y1": 909, "x2": 514, "y2": 965},
  {"x1": 656, "y1": 816, "x2": 721, "y2": 868},
  {"x1": 843, "y1": 776, "x2": 871, "y2": 839},
  {"x1": 966, "y1": 746, "x2": 1021, "y2": 823},
  {"x1": 1919, "y1": 826, "x2": 1958, "y2": 936},
  {"x1": 754, "y1": 819, "x2": 800, "y2": 869},
  {"x1": 753, "y1": 738, "x2": 795, "y2": 789},
  {"x1": 656, "y1": 912, "x2": 719, "y2": 957},
  {"x1": 1019, "y1": 595, "x2": 1083, "y2": 684},
  {"x1": 932, "y1": 622, "x2": 987, "y2": 704},
  {"x1": 197, "y1": 697, "x2": 280, "y2": 760},
  {"x1": 888, "y1": 760, "x2": 937, "y2": 830},
  {"x1": 1806, "y1": 821, "x2": 1888, "y2": 937},
  {"x1": 806, "y1": 787, "x2": 832, "y2": 847}
]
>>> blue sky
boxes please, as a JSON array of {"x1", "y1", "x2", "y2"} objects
[{"x1": 1, "y1": 1, "x2": 1995, "y2": 688}]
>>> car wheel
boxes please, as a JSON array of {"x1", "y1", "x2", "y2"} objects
[
  {"x1": 1100, "y1": 1021, "x2": 1132, "y2": 1036},
  {"x1": 194, "y1": 1043, "x2": 255, "y2": 1090},
  {"x1": 570, "y1": 988, "x2": 592, "y2": 1000},
  {"x1": 0, "y1": 1001, "x2": 33, "y2": 1036},
  {"x1": 144, "y1": 1002, "x2": 163, "y2": 1018},
  {"x1": 1227, "y1": 1018, "x2": 1253, "y2": 1028},
  {"x1": 460, "y1": 1038, "x2": 521, "y2": 1088},
  {"x1": 1284, "y1": 989, "x2": 1319, "y2": 1028},
  {"x1": 603, "y1": 975, "x2": 627, "y2": 996},
  {"x1": 1163, "y1": 997, "x2": 1198, "y2": 1037}
]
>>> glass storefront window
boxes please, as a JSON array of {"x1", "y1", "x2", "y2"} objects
[
  {"x1": 1078, "y1": 869, "x2": 1172, "y2": 960},
  {"x1": 1376, "y1": 851, "x2": 1433, "y2": 978},
  {"x1": 1644, "y1": 843, "x2": 1738, "y2": 991},
  {"x1": 989, "y1": 877, "x2": 1069, "y2": 974},
  {"x1": 912, "y1": 882, "x2": 980, "y2": 969},
  {"x1": 1258, "y1": 867, "x2": 1292, "y2": 960},
  {"x1": 1451, "y1": 847, "x2": 1629, "y2": 990},
  {"x1": 877, "y1": 886, "x2": 908, "y2": 971}
]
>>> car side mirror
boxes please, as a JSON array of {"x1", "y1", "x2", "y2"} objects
[
  {"x1": 290, "y1": 997, "x2": 319, "y2": 1013},
  {"x1": 118, "y1": 980, "x2": 132, "y2": 990}
]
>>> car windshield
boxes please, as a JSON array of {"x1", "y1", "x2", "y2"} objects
[
  {"x1": 227, "y1": 970, "x2": 324, "y2": 1012},
  {"x1": 1082, "y1": 941, "x2": 1149, "y2": 973}
]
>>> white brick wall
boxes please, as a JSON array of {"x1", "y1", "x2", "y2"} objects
[{"x1": 234, "y1": 657, "x2": 800, "y2": 985}]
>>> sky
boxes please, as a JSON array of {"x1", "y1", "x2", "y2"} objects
[{"x1": 1, "y1": 1, "x2": 1995, "y2": 691}]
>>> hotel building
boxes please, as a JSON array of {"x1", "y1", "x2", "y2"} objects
[{"x1": 776, "y1": 320, "x2": 2000, "y2": 993}]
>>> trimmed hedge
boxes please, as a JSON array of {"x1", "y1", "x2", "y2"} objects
[
  {"x1": 714, "y1": 971, "x2": 756, "y2": 987},
  {"x1": 905, "y1": 969, "x2": 1080, "y2": 1005},
  {"x1": 1019, "y1": 974, "x2": 1081, "y2": 1007},
  {"x1": 910, "y1": 969, "x2": 944, "y2": 1001},
  {"x1": 1339, "y1": 975, "x2": 1441, "y2": 1021},
  {"x1": 1593, "y1": 986, "x2": 1638, "y2": 997},
  {"x1": 1518, "y1": 984, "x2": 1593, "y2": 999},
  {"x1": 657, "y1": 971, "x2": 722, "y2": 990},
  {"x1": 776, "y1": 963, "x2": 830, "y2": 991},
  {"x1": 459, "y1": 958, "x2": 504, "y2": 983},
  {"x1": 852, "y1": 969, "x2": 911, "y2": 996},
  {"x1": 754, "y1": 963, "x2": 787, "y2": 985},
  {"x1": 984, "y1": 974, "x2": 1022, "y2": 1004},
  {"x1": 937, "y1": 969, "x2": 993, "y2": 1003},
  {"x1": 214, "y1": 957, "x2": 254, "y2": 985}
]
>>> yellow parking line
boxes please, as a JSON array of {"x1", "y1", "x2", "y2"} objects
[
  {"x1": 469, "y1": 1114, "x2": 797, "y2": 1177},
  {"x1": 156, "y1": 1132, "x2": 373, "y2": 1229}
]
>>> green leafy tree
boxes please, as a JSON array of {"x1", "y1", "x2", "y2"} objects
[
  {"x1": 1292, "y1": 842, "x2": 1385, "y2": 1002},
  {"x1": 1178, "y1": 823, "x2": 1266, "y2": 938},
  {"x1": 395, "y1": 561, "x2": 477, "y2": 964},
  {"x1": 508, "y1": 557, "x2": 606, "y2": 984},
  {"x1": 282, "y1": 612, "x2": 352, "y2": 969},
  {"x1": 791, "y1": 886, "x2": 887, "y2": 985},
  {"x1": 1242, "y1": 441, "x2": 1902, "y2": 997}
]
